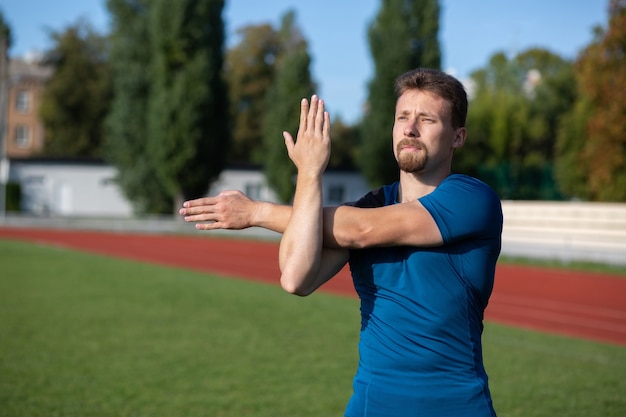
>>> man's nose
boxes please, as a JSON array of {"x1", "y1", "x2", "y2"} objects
[{"x1": 404, "y1": 124, "x2": 418, "y2": 137}]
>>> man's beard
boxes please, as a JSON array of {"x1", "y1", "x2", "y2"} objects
[{"x1": 396, "y1": 139, "x2": 428, "y2": 173}]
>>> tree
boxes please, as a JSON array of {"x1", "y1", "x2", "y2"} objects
[
  {"x1": 147, "y1": 0, "x2": 230, "y2": 211},
  {"x1": 0, "y1": 10, "x2": 12, "y2": 152},
  {"x1": 226, "y1": 24, "x2": 281, "y2": 165},
  {"x1": 358, "y1": 0, "x2": 441, "y2": 187},
  {"x1": 0, "y1": 10, "x2": 10, "y2": 49},
  {"x1": 39, "y1": 20, "x2": 112, "y2": 158},
  {"x1": 0, "y1": 9, "x2": 12, "y2": 216},
  {"x1": 262, "y1": 11, "x2": 315, "y2": 203},
  {"x1": 556, "y1": 0, "x2": 626, "y2": 201},
  {"x1": 457, "y1": 49, "x2": 575, "y2": 200},
  {"x1": 329, "y1": 116, "x2": 360, "y2": 170},
  {"x1": 554, "y1": 98, "x2": 593, "y2": 200},
  {"x1": 105, "y1": 0, "x2": 170, "y2": 214}
]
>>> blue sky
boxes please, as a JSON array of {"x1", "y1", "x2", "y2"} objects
[{"x1": 1, "y1": 0, "x2": 608, "y2": 123}]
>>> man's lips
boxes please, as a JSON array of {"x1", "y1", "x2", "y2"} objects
[{"x1": 398, "y1": 139, "x2": 423, "y2": 150}]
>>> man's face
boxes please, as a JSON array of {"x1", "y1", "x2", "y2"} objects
[{"x1": 392, "y1": 89, "x2": 464, "y2": 174}]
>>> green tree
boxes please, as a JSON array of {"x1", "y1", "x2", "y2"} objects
[
  {"x1": 556, "y1": 0, "x2": 626, "y2": 201},
  {"x1": 0, "y1": 10, "x2": 11, "y2": 48},
  {"x1": 329, "y1": 116, "x2": 360, "y2": 170},
  {"x1": 554, "y1": 98, "x2": 593, "y2": 199},
  {"x1": 147, "y1": 0, "x2": 230, "y2": 212},
  {"x1": 262, "y1": 11, "x2": 315, "y2": 203},
  {"x1": 0, "y1": 9, "x2": 12, "y2": 148},
  {"x1": 359, "y1": 0, "x2": 441, "y2": 187},
  {"x1": 457, "y1": 49, "x2": 575, "y2": 200},
  {"x1": 226, "y1": 24, "x2": 281, "y2": 164},
  {"x1": 105, "y1": 0, "x2": 170, "y2": 214},
  {"x1": 0, "y1": 9, "x2": 12, "y2": 215},
  {"x1": 39, "y1": 20, "x2": 112, "y2": 158}
]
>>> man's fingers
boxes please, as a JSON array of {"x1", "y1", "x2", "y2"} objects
[
  {"x1": 323, "y1": 111, "x2": 331, "y2": 141},
  {"x1": 299, "y1": 97, "x2": 309, "y2": 132},
  {"x1": 315, "y1": 98, "x2": 326, "y2": 132},
  {"x1": 195, "y1": 222, "x2": 218, "y2": 230},
  {"x1": 283, "y1": 131, "x2": 295, "y2": 156},
  {"x1": 182, "y1": 197, "x2": 215, "y2": 208},
  {"x1": 180, "y1": 205, "x2": 205, "y2": 216},
  {"x1": 308, "y1": 95, "x2": 319, "y2": 133},
  {"x1": 183, "y1": 211, "x2": 213, "y2": 221}
]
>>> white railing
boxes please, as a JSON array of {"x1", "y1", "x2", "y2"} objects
[{"x1": 501, "y1": 201, "x2": 626, "y2": 266}]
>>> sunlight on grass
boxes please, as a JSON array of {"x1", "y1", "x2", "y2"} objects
[{"x1": 1, "y1": 239, "x2": 625, "y2": 417}]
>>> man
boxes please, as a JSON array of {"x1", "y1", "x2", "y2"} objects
[{"x1": 180, "y1": 68, "x2": 502, "y2": 416}]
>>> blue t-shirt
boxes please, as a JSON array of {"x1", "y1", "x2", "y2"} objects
[{"x1": 344, "y1": 174, "x2": 502, "y2": 417}]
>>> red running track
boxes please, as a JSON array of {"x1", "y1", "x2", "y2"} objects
[{"x1": 2, "y1": 226, "x2": 626, "y2": 347}]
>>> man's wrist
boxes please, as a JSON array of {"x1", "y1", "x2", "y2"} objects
[
  {"x1": 252, "y1": 201, "x2": 274, "y2": 228},
  {"x1": 254, "y1": 201, "x2": 290, "y2": 233}
]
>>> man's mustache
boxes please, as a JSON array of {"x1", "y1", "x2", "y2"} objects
[{"x1": 397, "y1": 139, "x2": 425, "y2": 151}]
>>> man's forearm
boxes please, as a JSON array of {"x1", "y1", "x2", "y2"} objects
[
  {"x1": 251, "y1": 201, "x2": 292, "y2": 233},
  {"x1": 278, "y1": 174, "x2": 324, "y2": 295},
  {"x1": 178, "y1": 190, "x2": 350, "y2": 248},
  {"x1": 252, "y1": 202, "x2": 345, "y2": 249}
]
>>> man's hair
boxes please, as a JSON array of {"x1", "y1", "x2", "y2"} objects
[{"x1": 394, "y1": 68, "x2": 468, "y2": 128}]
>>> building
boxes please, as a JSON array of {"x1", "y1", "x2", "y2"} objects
[
  {"x1": 207, "y1": 165, "x2": 369, "y2": 207},
  {"x1": 7, "y1": 159, "x2": 369, "y2": 217},
  {"x1": 3, "y1": 56, "x2": 53, "y2": 158},
  {"x1": 8, "y1": 158, "x2": 134, "y2": 217}
]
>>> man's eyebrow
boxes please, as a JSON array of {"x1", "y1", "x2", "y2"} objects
[{"x1": 396, "y1": 109, "x2": 438, "y2": 118}]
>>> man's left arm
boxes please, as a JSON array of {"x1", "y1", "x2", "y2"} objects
[{"x1": 321, "y1": 201, "x2": 443, "y2": 249}]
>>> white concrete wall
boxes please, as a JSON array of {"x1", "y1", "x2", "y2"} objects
[
  {"x1": 207, "y1": 168, "x2": 370, "y2": 205},
  {"x1": 9, "y1": 160, "x2": 133, "y2": 217},
  {"x1": 501, "y1": 201, "x2": 626, "y2": 265},
  {"x1": 207, "y1": 168, "x2": 279, "y2": 202}
]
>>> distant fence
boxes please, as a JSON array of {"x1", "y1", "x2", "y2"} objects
[
  {"x1": 2, "y1": 201, "x2": 626, "y2": 266},
  {"x1": 501, "y1": 201, "x2": 626, "y2": 266},
  {"x1": 0, "y1": 212, "x2": 281, "y2": 240}
]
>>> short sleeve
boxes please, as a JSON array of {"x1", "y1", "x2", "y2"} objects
[{"x1": 419, "y1": 175, "x2": 503, "y2": 244}]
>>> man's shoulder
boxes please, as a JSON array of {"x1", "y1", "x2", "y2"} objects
[
  {"x1": 345, "y1": 183, "x2": 398, "y2": 208},
  {"x1": 424, "y1": 174, "x2": 503, "y2": 241},
  {"x1": 445, "y1": 173, "x2": 490, "y2": 187},
  {"x1": 424, "y1": 174, "x2": 502, "y2": 219},
  {"x1": 438, "y1": 174, "x2": 499, "y2": 199}
]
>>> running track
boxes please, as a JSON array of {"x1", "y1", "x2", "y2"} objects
[{"x1": 2, "y1": 226, "x2": 626, "y2": 347}]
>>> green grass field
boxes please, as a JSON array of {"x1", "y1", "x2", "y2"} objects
[{"x1": 1, "y1": 239, "x2": 625, "y2": 417}]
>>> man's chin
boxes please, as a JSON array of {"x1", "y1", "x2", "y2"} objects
[{"x1": 398, "y1": 162, "x2": 426, "y2": 173}]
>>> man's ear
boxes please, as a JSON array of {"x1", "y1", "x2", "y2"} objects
[{"x1": 452, "y1": 127, "x2": 467, "y2": 149}]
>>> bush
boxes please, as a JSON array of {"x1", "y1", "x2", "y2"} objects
[{"x1": 5, "y1": 182, "x2": 21, "y2": 212}]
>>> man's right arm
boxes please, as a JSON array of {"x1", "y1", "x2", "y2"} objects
[
  {"x1": 180, "y1": 190, "x2": 442, "y2": 249},
  {"x1": 180, "y1": 190, "x2": 291, "y2": 234},
  {"x1": 180, "y1": 192, "x2": 344, "y2": 247}
]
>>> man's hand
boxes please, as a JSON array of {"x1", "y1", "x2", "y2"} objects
[
  {"x1": 179, "y1": 190, "x2": 257, "y2": 230},
  {"x1": 282, "y1": 95, "x2": 331, "y2": 177}
]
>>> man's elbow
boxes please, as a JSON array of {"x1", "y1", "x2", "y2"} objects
[{"x1": 280, "y1": 274, "x2": 314, "y2": 297}]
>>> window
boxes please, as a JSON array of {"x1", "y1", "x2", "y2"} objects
[
  {"x1": 24, "y1": 175, "x2": 45, "y2": 185},
  {"x1": 327, "y1": 185, "x2": 345, "y2": 204},
  {"x1": 16, "y1": 90, "x2": 31, "y2": 113},
  {"x1": 245, "y1": 183, "x2": 262, "y2": 200},
  {"x1": 15, "y1": 125, "x2": 31, "y2": 148}
]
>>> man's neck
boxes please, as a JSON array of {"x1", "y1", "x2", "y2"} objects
[{"x1": 397, "y1": 170, "x2": 451, "y2": 203}]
